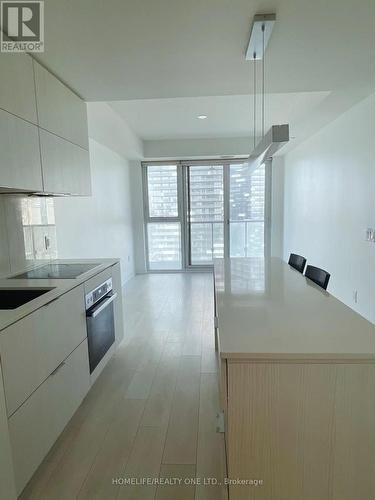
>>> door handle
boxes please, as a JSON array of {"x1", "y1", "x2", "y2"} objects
[{"x1": 86, "y1": 292, "x2": 118, "y2": 319}]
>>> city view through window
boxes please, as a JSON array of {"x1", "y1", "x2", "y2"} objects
[{"x1": 145, "y1": 162, "x2": 266, "y2": 270}]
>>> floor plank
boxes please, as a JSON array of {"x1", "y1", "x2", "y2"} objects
[
  {"x1": 162, "y1": 356, "x2": 201, "y2": 465},
  {"x1": 141, "y1": 344, "x2": 181, "y2": 428},
  {"x1": 155, "y1": 464, "x2": 196, "y2": 500},
  {"x1": 116, "y1": 426, "x2": 166, "y2": 500},
  {"x1": 77, "y1": 399, "x2": 145, "y2": 500}
]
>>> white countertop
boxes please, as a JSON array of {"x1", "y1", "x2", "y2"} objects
[
  {"x1": 0, "y1": 259, "x2": 119, "y2": 332},
  {"x1": 214, "y1": 257, "x2": 375, "y2": 361}
]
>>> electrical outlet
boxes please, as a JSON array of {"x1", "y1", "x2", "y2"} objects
[{"x1": 366, "y1": 228, "x2": 375, "y2": 242}]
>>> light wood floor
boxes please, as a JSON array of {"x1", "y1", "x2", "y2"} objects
[{"x1": 20, "y1": 273, "x2": 228, "y2": 500}]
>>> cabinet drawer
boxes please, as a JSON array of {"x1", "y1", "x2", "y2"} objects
[
  {"x1": 40, "y1": 129, "x2": 91, "y2": 196},
  {"x1": 0, "y1": 109, "x2": 43, "y2": 192},
  {"x1": 33, "y1": 61, "x2": 88, "y2": 149},
  {"x1": 8, "y1": 340, "x2": 90, "y2": 495},
  {"x1": 0, "y1": 285, "x2": 87, "y2": 416}
]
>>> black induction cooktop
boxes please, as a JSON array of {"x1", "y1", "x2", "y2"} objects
[{"x1": 11, "y1": 263, "x2": 99, "y2": 280}]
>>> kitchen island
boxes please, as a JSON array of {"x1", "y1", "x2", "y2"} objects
[{"x1": 214, "y1": 257, "x2": 375, "y2": 500}]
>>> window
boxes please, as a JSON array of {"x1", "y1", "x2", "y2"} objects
[
  {"x1": 143, "y1": 160, "x2": 270, "y2": 271},
  {"x1": 147, "y1": 223, "x2": 182, "y2": 271},
  {"x1": 144, "y1": 164, "x2": 182, "y2": 270},
  {"x1": 147, "y1": 165, "x2": 178, "y2": 218},
  {"x1": 229, "y1": 163, "x2": 265, "y2": 258}
]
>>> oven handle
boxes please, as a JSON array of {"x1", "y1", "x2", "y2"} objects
[{"x1": 86, "y1": 292, "x2": 118, "y2": 319}]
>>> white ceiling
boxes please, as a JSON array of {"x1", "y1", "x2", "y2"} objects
[
  {"x1": 32, "y1": 0, "x2": 375, "y2": 151},
  {"x1": 36, "y1": 0, "x2": 375, "y2": 100},
  {"x1": 109, "y1": 92, "x2": 329, "y2": 140}
]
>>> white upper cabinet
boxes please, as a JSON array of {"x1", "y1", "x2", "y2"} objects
[
  {"x1": 40, "y1": 129, "x2": 91, "y2": 196},
  {"x1": 0, "y1": 56, "x2": 91, "y2": 195},
  {"x1": 33, "y1": 61, "x2": 89, "y2": 150},
  {"x1": 0, "y1": 109, "x2": 43, "y2": 192},
  {"x1": 0, "y1": 53, "x2": 37, "y2": 124}
]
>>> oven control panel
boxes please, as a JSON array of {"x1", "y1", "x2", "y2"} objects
[{"x1": 85, "y1": 278, "x2": 113, "y2": 310}]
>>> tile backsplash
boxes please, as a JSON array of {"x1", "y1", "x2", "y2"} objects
[{"x1": 0, "y1": 196, "x2": 57, "y2": 278}]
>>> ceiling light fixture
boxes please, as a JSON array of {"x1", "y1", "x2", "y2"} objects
[
  {"x1": 246, "y1": 14, "x2": 289, "y2": 162},
  {"x1": 246, "y1": 14, "x2": 276, "y2": 61},
  {"x1": 197, "y1": 115, "x2": 207, "y2": 120}
]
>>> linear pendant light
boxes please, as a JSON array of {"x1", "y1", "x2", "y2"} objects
[
  {"x1": 246, "y1": 14, "x2": 289, "y2": 162},
  {"x1": 249, "y1": 124, "x2": 289, "y2": 163}
]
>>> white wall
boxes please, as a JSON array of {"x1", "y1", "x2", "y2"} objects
[
  {"x1": 54, "y1": 139, "x2": 135, "y2": 283},
  {"x1": 88, "y1": 102, "x2": 143, "y2": 160},
  {"x1": 129, "y1": 161, "x2": 147, "y2": 274},
  {"x1": 283, "y1": 92, "x2": 375, "y2": 324}
]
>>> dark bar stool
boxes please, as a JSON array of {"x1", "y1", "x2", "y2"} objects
[
  {"x1": 305, "y1": 265, "x2": 330, "y2": 290},
  {"x1": 288, "y1": 253, "x2": 307, "y2": 274}
]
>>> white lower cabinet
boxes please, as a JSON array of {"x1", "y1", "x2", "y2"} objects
[
  {"x1": 0, "y1": 285, "x2": 87, "y2": 416},
  {"x1": 8, "y1": 340, "x2": 90, "y2": 495},
  {"x1": 0, "y1": 363, "x2": 17, "y2": 500},
  {"x1": 40, "y1": 129, "x2": 91, "y2": 196}
]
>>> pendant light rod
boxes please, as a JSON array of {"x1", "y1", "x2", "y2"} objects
[{"x1": 246, "y1": 13, "x2": 290, "y2": 160}]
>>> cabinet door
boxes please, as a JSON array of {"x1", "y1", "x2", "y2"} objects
[
  {"x1": 0, "y1": 363, "x2": 17, "y2": 500},
  {"x1": 0, "y1": 284, "x2": 87, "y2": 416},
  {"x1": 33, "y1": 61, "x2": 89, "y2": 149},
  {"x1": 0, "y1": 53, "x2": 37, "y2": 124},
  {"x1": 40, "y1": 129, "x2": 91, "y2": 196},
  {"x1": 0, "y1": 109, "x2": 43, "y2": 192},
  {"x1": 8, "y1": 340, "x2": 90, "y2": 495}
]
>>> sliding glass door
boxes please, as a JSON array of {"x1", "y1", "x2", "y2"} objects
[
  {"x1": 143, "y1": 160, "x2": 269, "y2": 271},
  {"x1": 229, "y1": 162, "x2": 266, "y2": 258}
]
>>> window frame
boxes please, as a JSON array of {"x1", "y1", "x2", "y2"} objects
[
  {"x1": 142, "y1": 159, "x2": 272, "y2": 272},
  {"x1": 142, "y1": 162, "x2": 184, "y2": 272}
]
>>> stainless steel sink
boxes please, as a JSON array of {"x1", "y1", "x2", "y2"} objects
[{"x1": 0, "y1": 288, "x2": 52, "y2": 309}]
